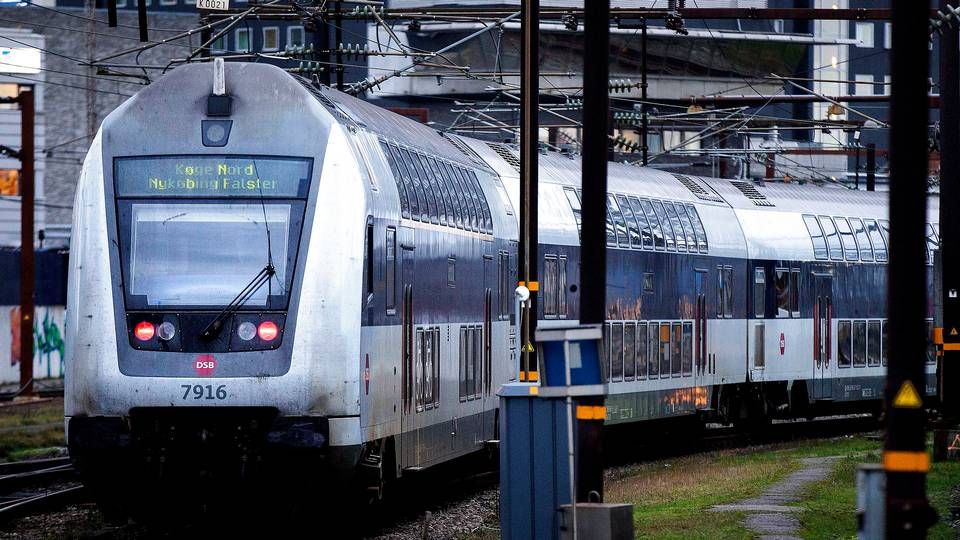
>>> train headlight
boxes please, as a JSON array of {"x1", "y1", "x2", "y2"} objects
[
  {"x1": 157, "y1": 321, "x2": 176, "y2": 341},
  {"x1": 134, "y1": 321, "x2": 155, "y2": 341},
  {"x1": 237, "y1": 321, "x2": 257, "y2": 341},
  {"x1": 258, "y1": 321, "x2": 279, "y2": 341}
]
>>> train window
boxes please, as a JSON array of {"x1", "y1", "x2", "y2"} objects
[
  {"x1": 426, "y1": 159, "x2": 450, "y2": 226},
  {"x1": 648, "y1": 323, "x2": 660, "y2": 378},
  {"x1": 754, "y1": 267, "x2": 765, "y2": 318},
  {"x1": 629, "y1": 196, "x2": 654, "y2": 249},
  {"x1": 440, "y1": 162, "x2": 466, "y2": 229},
  {"x1": 653, "y1": 201, "x2": 677, "y2": 251},
  {"x1": 415, "y1": 329, "x2": 424, "y2": 407},
  {"x1": 459, "y1": 326, "x2": 481, "y2": 400},
  {"x1": 643, "y1": 272, "x2": 654, "y2": 293},
  {"x1": 382, "y1": 143, "x2": 410, "y2": 219},
  {"x1": 453, "y1": 167, "x2": 480, "y2": 232},
  {"x1": 616, "y1": 194, "x2": 642, "y2": 248},
  {"x1": 397, "y1": 150, "x2": 426, "y2": 222},
  {"x1": 463, "y1": 168, "x2": 489, "y2": 233},
  {"x1": 624, "y1": 323, "x2": 636, "y2": 381},
  {"x1": 459, "y1": 327, "x2": 467, "y2": 399},
  {"x1": 564, "y1": 187, "x2": 582, "y2": 238},
  {"x1": 838, "y1": 320, "x2": 852, "y2": 368},
  {"x1": 682, "y1": 321, "x2": 693, "y2": 376},
  {"x1": 882, "y1": 320, "x2": 888, "y2": 366},
  {"x1": 775, "y1": 268, "x2": 790, "y2": 318},
  {"x1": 676, "y1": 204, "x2": 697, "y2": 253},
  {"x1": 386, "y1": 228, "x2": 397, "y2": 315},
  {"x1": 865, "y1": 219, "x2": 887, "y2": 262},
  {"x1": 612, "y1": 322, "x2": 624, "y2": 381},
  {"x1": 469, "y1": 170, "x2": 494, "y2": 233},
  {"x1": 790, "y1": 269, "x2": 800, "y2": 317},
  {"x1": 447, "y1": 257, "x2": 456, "y2": 288},
  {"x1": 558, "y1": 257, "x2": 568, "y2": 317},
  {"x1": 659, "y1": 323, "x2": 671, "y2": 377},
  {"x1": 718, "y1": 266, "x2": 733, "y2": 318},
  {"x1": 834, "y1": 217, "x2": 859, "y2": 261},
  {"x1": 671, "y1": 323, "x2": 682, "y2": 377},
  {"x1": 802, "y1": 214, "x2": 828, "y2": 260},
  {"x1": 927, "y1": 320, "x2": 936, "y2": 364},
  {"x1": 637, "y1": 322, "x2": 648, "y2": 379},
  {"x1": 544, "y1": 256, "x2": 558, "y2": 318},
  {"x1": 412, "y1": 154, "x2": 440, "y2": 225},
  {"x1": 664, "y1": 202, "x2": 687, "y2": 252},
  {"x1": 473, "y1": 327, "x2": 482, "y2": 394},
  {"x1": 850, "y1": 218, "x2": 874, "y2": 262},
  {"x1": 817, "y1": 215, "x2": 844, "y2": 261},
  {"x1": 925, "y1": 223, "x2": 939, "y2": 265},
  {"x1": 685, "y1": 204, "x2": 709, "y2": 253},
  {"x1": 607, "y1": 195, "x2": 629, "y2": 247},
  {"x1": 868, "y1": 320, "x2": 881, "y2": 366},
  {"x1": 602, "y1": 323, "x2": 611, "y2": 381},
  {"x1": 365, "y1": 220, "x2": 374, "y2": 304},
  {"x1": 640, "y1": 199, "x2": 665, "y2": 251},
  {"x1": 853, "y1": 320, "x2": 867, "y2": 367}
]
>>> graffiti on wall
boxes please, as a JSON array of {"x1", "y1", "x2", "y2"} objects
[{"x1": 7, "y1": 306, "x2": 65, "y2": 382}]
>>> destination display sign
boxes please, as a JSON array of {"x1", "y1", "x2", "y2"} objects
[{"x1": 115, "y1": 156, "x2": 312, "y2": 198}]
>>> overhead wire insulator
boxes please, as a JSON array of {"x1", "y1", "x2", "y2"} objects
[
  {"x1": 931, "y1": 4, "x2": 960, "y2": 34},
  {"x1": 565, "y1": 97, "x2": 583, "y2": 110},
  {"x1": 612, "y1": 135, "x2": 642, "y2": 153},
  {"x1": 608, "y1": 79, "x2": 638, "y2": 94},
  {"x1": 351, "y1": 5, "x2": 385, "y2": 20},
  {"x1": 613, "y1": 111, "x2": 642, "y2": 126}
]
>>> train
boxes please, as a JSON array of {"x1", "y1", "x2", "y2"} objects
[{"x1": 64, "y1": 61, "x2": 938, "y2": 518}]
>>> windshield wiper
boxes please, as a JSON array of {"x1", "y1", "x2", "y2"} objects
[{"x1": 200, "y1": 263, "x2": 276, "y2": 340}]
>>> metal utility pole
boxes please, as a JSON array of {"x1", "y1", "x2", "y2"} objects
[
  {"x1": 939, "y1": 0, "x2": 960, "y2": 420},
  {"x1": 885, "y1": 1, "x2": 935, "y2": 536},
  {"x1": 640, "y1": 18, "x2": 649, "y2": 166},
  {"x1": 577, "y1": 0, "x2": 610, "y2": 503},
  {"x1": 519, "y1": 0, "x2": 539, "y2": 381},
  {"x1": 18, "y1": 89, "x2": 34, "y2": 398}
]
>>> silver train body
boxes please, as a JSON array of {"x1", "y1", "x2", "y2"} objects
[{"x1": 65, "y1": 63, "x2": 936, "y2": 510}]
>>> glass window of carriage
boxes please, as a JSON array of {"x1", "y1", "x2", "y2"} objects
[
  {"x1": 685, "y1": 204, "x2": 708, "y2": 253},
  {"x1": 426, "y1": 158, "x2": 451, "y2": 227},
  {"x1": 640, "y1": 198, "x2": 664, "y2": 250},
  {"x1": 438, "y1": 162, "x2": 465, "y2": 229},
  {"x1": 624, "y1": 322, "x2": 636, "y2": 381},
  {"x1": 382, "y1": 143, "x2": 410, "y2": 219},
  {"x1": 802, "y1": 214, "x2": 828, "y2": 260},
  {"x1": 864, "y1": 219, "x2": 887, "y2": 262},
  {"x1": 834, "y1": 217, "x2": 859, "y2": 261},
  {"x1": 838, "y1": 320, "x2": 852, "y2": 368},
  {"x1": 790, "y1": 269, "x2": 800, "y2": 317},
  {"x1": 397, "y1": 150, "x2": 426, "y2": 221},
  {"x1": 677, "y1": 203, "x2": 697, "y2": 252},
  {"x1": 411, "y1": 154, "x2": 440, "y2": 225},
  {"x1": 754, "y1": 267, "x2": 765, "y2": 318},
  {"x1": 628, "y1": 196, "x2": 654, "y2": 249},
  {"x1": 775, "y1": 268, "x2": 790, "y2": 318},
  {"x1": 653, "y1": 200, "x2": 676, "y2": 251},
  {"x1": 818, "y1": 215, "x2": 844, "y2": 261},
  {"x1": 616, "y1": 194, "x2": 642, "y2": 248},
  {"x1": 604, "y1": 195, "x2": 618, "y2": 247},
  {"x1": 564, "y1": 187, "x2": 582, "y2": 238},
  {"x1": 637, "y1": 321, "x2": 648, "y2": 379},
  {"x1": 664, "y1": 202, "x2": 688, "y2": 252},
  {"x1": 853, "y1": 320, "x2": 867, "y2": 367},
  {"x1": 849, "y1": 218, "x2": 874, "y2": 262},
  {"x1": 867, "y1": 320, "x2": 881, "y2": 367},
  {"x1": 925, "y1": 223, "x2": 939, "y2": 265},
  {"x1": 441, "y1": 162, "x2": 468, "y2": 230},
  {"x1": 608, "y1": 195, "x2": 629, "y2": 247},
  {"x1": 647, "y1": 322, "x2": 659, "y2": 378}
]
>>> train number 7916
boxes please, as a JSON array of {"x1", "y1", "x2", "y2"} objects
[{"x1": 181, "y1": 384, "x2": 227, "y2": 400}]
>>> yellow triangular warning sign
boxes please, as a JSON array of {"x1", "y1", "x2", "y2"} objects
[
  {"x1": 523, "y1": 342, "x2": 535, "y2": 353},
  {"x1": 893, "y1": 381, "x2": 923, "y2": 409},
  {"x1": 951, "y1": 328, "x2": 958, "y2": 336}
]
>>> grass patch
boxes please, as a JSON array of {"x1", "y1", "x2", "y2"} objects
[
  {"x1": 604, "y1": 436, "x2": 881, "y2": 539},
  {"x1": 798, "y1": 439, "x2": 960, "y2": 539},
  {"x1": 0, "y1": 398, "x2": 64, "y2": 461}
]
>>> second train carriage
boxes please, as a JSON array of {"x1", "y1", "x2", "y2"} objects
[{"x1": 65, "y1": 62, "x2": 938, "y2": 514}]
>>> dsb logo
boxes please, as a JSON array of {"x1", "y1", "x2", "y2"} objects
[{"x1": 194, "y1": 354, "x2": 216, "y2": 376}]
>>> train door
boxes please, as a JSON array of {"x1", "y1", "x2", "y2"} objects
[
  {"x1": 812, "y1": 274, "x2": 833, "y2": 401},
  {"x1": 482, "y1": 244, "x2": 495, "y2": 441},
  {"x1": 694, "y1": 270, "x2": 710, "y2": 392},
  {"x1": 399, "y1": 226, "x2": 419, "y2": 469}
]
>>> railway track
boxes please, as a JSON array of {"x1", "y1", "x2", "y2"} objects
[{"x1": 0, "y1": 457, "x2": 85, "y2": 526}]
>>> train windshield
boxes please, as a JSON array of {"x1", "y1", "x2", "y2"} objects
[{"x1": 114, "y1": 156, "x2": 312, "y2": 310}]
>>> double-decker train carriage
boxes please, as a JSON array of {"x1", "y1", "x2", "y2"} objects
[{"x1": 65, "y1": 61, "x2": 937, "y2": 517}]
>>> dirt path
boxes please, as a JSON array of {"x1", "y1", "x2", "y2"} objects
[{"x1": 709, "y1": 456, "x2": 841, "y2": 539}]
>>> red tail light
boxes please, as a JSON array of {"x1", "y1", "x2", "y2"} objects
[
  {"x1": 258, "y1": 321, "x2": 278, "y2": 341},
  {"x1": 134, "y1": 321, "x2": 155, "y2": 341}
]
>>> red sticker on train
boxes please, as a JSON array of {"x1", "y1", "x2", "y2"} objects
[{"x1": 194, "y1": 354, "x2": 217, "y2": 376}]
